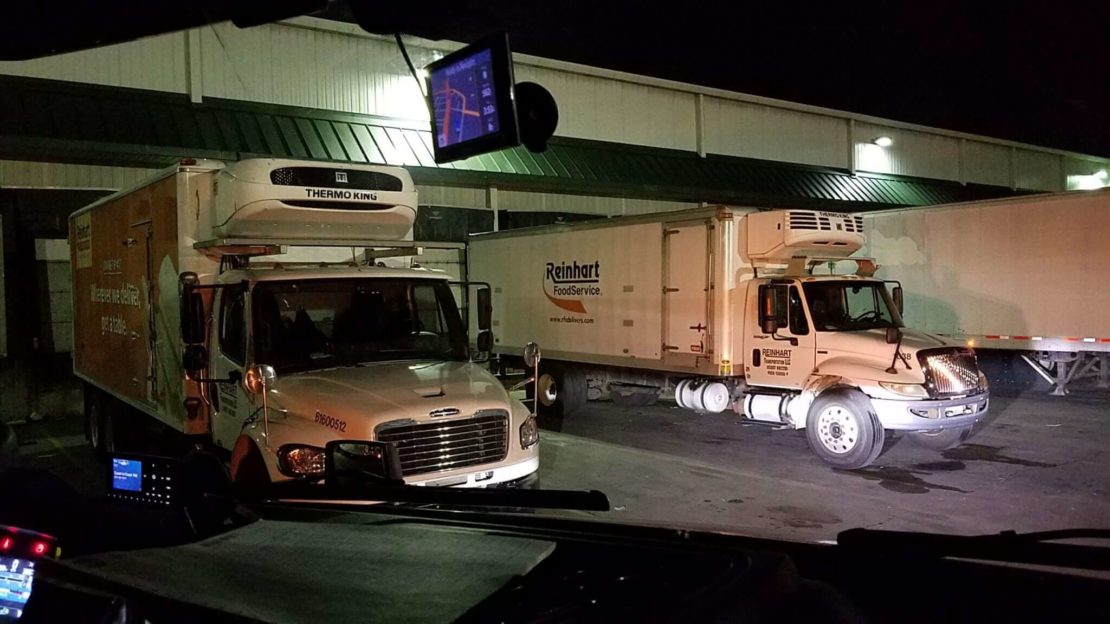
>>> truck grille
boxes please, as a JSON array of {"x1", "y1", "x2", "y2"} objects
[
  {"x1": 919, "y1": 349, "x2": 982, "y2": 397},
  {"x1": 375, "y1": 411, "x2": 509, "y2": 477},
  {"x1": 270, "y1": 167, "x2": 404, "y2": 191}
]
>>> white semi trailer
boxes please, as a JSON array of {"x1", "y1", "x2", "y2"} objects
[
  {"x1": 71, "y1": 158, "x2": 539, "y2": 488},
  {"x1": 470, "y1": 207, "x2": 990, "y2": 469},
  {"x1": 862, "y1": 189, "x2": 1110, "y2": 395}
]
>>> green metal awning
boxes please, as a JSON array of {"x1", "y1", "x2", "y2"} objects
[{"x1": 0, "y1": 76, "x2": 1023, "y2": 210}]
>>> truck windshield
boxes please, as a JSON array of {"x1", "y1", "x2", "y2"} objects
[
  {"x1": 252, "y1": 278, "x2": 468, "y2": 374},
  {"x1": 802, "y1": 281, "x2": 903, "y2": 331}
]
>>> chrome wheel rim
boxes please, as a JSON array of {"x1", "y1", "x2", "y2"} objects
[
  {"x1": 816, "y1": 405, "x2": 859, "y2": 454},
  {"x1": 538, "y1": 374, "x2": 558, "y2": 406}
]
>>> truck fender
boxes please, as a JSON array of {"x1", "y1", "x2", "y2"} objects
[
  {"x1": 229, "y1": 430, "x2": 282, "y2": 486},
  {"x1": 790, "y1": 374, "x2": 860, "y2": 429}
]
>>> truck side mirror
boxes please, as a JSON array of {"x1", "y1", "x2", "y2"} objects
[
  {"x1": 476, "y1": 330, "x2": 493, "y2": 353},
  {"x1": 325, "y1": 440, "x2": 404, "y2": 485},
  {"x1": 183, "y1": 344, "x2": 209, "y2": 379},
  {"x1": 179, "y1": 272, "x2": 205, "y2": 344},
  {"x1": 758, "y1": 285, "x2": 781, "y2": 335},
  {"x1": 886, "y1": 326, "x2": 903, "y2": 344},
  {"x1": 476, "y1": 286, "x2": 492, "y2": 332},
  {"x1": 892, "y1": 286, "x2": 904, "y2": 315}
]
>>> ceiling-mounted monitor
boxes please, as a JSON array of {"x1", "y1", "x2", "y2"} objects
[{"x1": 426, "y1": 33, "x2": 519, "y2": 164}]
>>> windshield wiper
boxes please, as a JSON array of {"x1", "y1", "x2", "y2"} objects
[
  {"x1": 247, "y1": 481, "x2": 611, "y2": 512},
  {"x1": 839, "y1": 528, "x2": 1110, "y2": 571}
]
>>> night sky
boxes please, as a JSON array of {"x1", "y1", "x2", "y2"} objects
[
  {"x1": 331, "y1": 1, "x2": 1110, "y2": 156},
  {"x1": 3, "y1": 2, "x2": 1107, "y2": 156}
]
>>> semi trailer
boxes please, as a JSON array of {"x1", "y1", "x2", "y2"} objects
[
  {"x1": 71, "y1": 158, "x2": 539, "y2": 488},
  {"x1": 863, "y1": 189, "x2": 1110, "y2": 395},
  {"x1": 469, "y1": 207, "x2": 990, "y2": 469}
]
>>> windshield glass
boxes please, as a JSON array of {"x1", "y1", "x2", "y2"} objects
[
  {"x1": 802, "y1": 281, "x2": 903, "y2": 331},
  {"x1": 252, "y1": 278, "x2": 468, "y2": 373}
]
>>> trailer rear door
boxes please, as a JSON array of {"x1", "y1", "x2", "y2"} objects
[{"x1": 663, "y1": 221, "x2": 711, "y2": 360}]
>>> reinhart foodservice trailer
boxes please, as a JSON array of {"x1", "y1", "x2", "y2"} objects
[
  {"x1": 70, "y1": 158, "x2": 539, "y2": 488},
  {"x1": 862, "y1": 188, "x2": 1110, "y2": 395},
  {"x1": 470, "y1": 207, "x2": 990, "y2": 469}
]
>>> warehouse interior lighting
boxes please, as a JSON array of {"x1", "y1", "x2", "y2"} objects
[
  {"x1": 1067, "y1": 170, "x2": 1110, "y2": 190},
  {"x1": 872, "y1": 136, "x2": 894, "y2": 147}
]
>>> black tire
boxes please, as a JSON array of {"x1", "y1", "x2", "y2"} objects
[
  {"x1": 529, "y1": 362, "x2": 587, "y2": 419},
  {"x1": 805, "y1": 389, "x2": 885, "y2": 469},
  {"x1": 907, "y1": 425, "x2": 974, "y2": 451},
  {"x1": 609, "y1": 385, "x2": 659, "y2": 408}
]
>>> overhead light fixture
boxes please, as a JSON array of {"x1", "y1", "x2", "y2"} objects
[
  {"x1": 1095, "y1": 169, "x2": 1108, "y2": 180},
  {"x1": 872, "y1": 136, "x2": 894, "y2": 148}
]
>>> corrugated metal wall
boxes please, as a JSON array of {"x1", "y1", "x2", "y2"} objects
[
  {"x1": 0, "y1": 160, "x2": 157, "y2": 189},
  {"x1": 854, "y1": 123, "x2": 961, "y2": 181},
  {"x1": 499, "y1": 190, "x2": 695, "y2": 215},
  {"x1": 0, "y1": 17, "x2": 1104, "y2": 195},
  {"x1": 514, "y1": 65, "x2": 697, "y2": 151},
  {"x1": 201, "y1": 23, "x2": 428, "y2": 120},
  {"x1": 704, "y1": 98, "x2": 848, "y2": 168},
  {"x1": 0, "y1": 32, "x2": 186, "y2": 93},
  {"x1": 963, "y1": 141, "x2": 1011, "y2": 187},
  {"x1": 417, "y1": 185, "x2": 487, "y2": 210}
]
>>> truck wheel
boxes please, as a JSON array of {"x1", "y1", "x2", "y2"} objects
[
  {"x1": 609, "y1": 384, "x2": 659, "y2": 408},
  {"x1": 907, "y1": 426, "x2": 974, "y2": 451},
  {"x1": 530, "y1": 363, "x2": 587, "y2": 418},
  {"x1": 806, "y1": 390, "x2": 885, "y2": 469}
]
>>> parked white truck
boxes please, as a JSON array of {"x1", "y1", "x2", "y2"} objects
[
  {"x1": 469, "y1": 206, "x2": 989, "y2": 469},
  {"x1": 70, "y1": 158, "x2": 539, "y2": 487},
  {"x1": 863, "y1": 189, "x2": 1110, "y2": 395}
]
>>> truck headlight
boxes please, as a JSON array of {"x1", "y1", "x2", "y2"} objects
[
  {"x1": 978, "y1": 371, "x2": 989, "y2": 391},
  {"x1": 519, "y1": 415, "x2": 539, "y2": 449},
  {"x1": 277, "y1": 444, "x2": 326, "y2": 478},
  {"x1": 878, "y1": 381, "x2": 930, "y2": 399}
]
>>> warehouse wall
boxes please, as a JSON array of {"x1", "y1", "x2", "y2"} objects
[
  {"x1": 705, "y1": 98, "x2": 848, "y2": 168},
  {"x1": 0, "y1": 17, "x2": 1106, "y2": 193},
  {"x1": 0, "y1": 160, "x2": 157, "y2": 189}
]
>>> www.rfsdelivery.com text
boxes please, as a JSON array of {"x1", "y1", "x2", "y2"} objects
[{"x1": 549, "y1": 316, "x2": 595, "y2": 324}]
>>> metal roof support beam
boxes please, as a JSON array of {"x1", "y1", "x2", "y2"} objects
[
  {"x1": 958, "y1": 138, "x2": 966, "y2": 185},
  {"x1": 695, "y1": 94, "x2": 706, "y2": 158},
  {"x1": 185, "y1": 30, "x2": 203, "y2": 104},
  {"x1": 847, "y1": 119, "x2": 856, "y2": 175},
  {"x1": 487, "y1": 185, "x2": 499, "y2": 231}
]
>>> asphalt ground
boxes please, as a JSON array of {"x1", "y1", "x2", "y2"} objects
[{"x1": 7, "y1": 381, "x2": 1109, "y2": 543}]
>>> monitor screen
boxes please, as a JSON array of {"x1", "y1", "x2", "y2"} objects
[
  {"x1": 111, "y1": 458, "x2": 142, "y2": 492},
  {"x1": 0, "y1": 557, "x2": 35, "y2": 621},
  {"x1": 426, "y1": 33, "x2": 519, "y2": 164}
]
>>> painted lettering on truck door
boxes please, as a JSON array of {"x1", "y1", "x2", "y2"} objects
[{"x1": 746, "y1": 282, "x2": 816, "y2": 389}]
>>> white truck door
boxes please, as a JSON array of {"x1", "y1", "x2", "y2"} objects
[
  {"x1": 208, "y1": 284, "x2": 251, "y2": 450},
  {"x1": 746, "y1": 282, "x2": 817, "y2": 389},
  {"x1": 663, "y1": 221, "x2": 711, "y2": 358}
]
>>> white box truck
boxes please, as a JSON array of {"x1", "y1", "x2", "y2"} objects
[
  {"x1": 469, "y1": 207, "x2": 989, "y2": 469},
  {"x1": 70, "y1": 158, "x2": 539, "y2": 488},
  {"x1": 862, "y1": 189, "x2": 1110, "y2": 395}
]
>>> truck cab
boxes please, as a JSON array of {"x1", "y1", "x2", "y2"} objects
[
  {"x1": 73, "y1": 157, "x2": 538, "y2": 488},
  {"x1": 737, "y1": 217, "x2": 989, "y2": 468},
  {"x1": 204, "y1": 266, "x2": 539, "y2": 487}
]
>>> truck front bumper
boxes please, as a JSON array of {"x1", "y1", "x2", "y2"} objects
[
  {"x1": 870, "y1": 392, "x2": 989, "y2": 431},
  {"x1": 408, "y1": 456, "x2": 540, "y2": 489}
]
